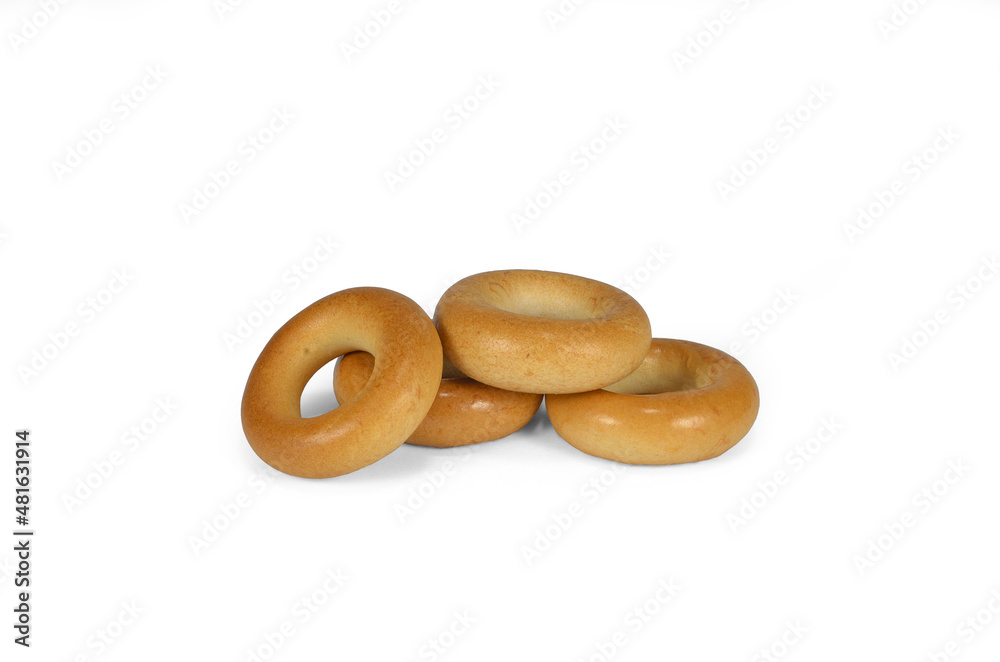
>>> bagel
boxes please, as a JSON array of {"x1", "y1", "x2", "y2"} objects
[
  {"x1": 545, "y1": 339, "x2": 759, "y2": 465},
  {"x1": 241, "y1": 287, "x2": 442, "y2": 478},
  {"x1": 334, "y1": 352, "x2": 543, "y2": 447},
  {"x1": 433, "y1": 270, "x2": 651, "y2": 394}
]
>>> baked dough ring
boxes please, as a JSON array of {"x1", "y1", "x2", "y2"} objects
[
  {"x1": 433, "y1": 270, "x2": 651, "y2": 394},
  {"x1": 334, "y1": 352, "x2": 543, "y2": 448},
  {"x1": 241, "y1": 287, "x2": 442, "y2": 478},
  {"x1": 546, "y1": 339, "x2": 759, "y2": 465}
]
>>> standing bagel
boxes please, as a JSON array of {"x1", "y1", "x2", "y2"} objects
[
  {"x1": 241, "y1": 287, "x2": 442, "y2": 478},
  {"x1": 334, "y1": 352, "x2": 543, "y2": 447},
  {"x1": 433, "y1": 270, "x2": 652, "y2": 394},
  {"x1": 546, "y1": 339, "x2": 759, "y2": 465}
]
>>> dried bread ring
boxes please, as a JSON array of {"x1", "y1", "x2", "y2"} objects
[
  {"x1": 241, "y1": 287, "x2": 442, "y2": 478},
  {"x1": 334, "y1": 352, "x2": 542, "y2": 448},
  {"x1": 433, "y1": 270, "x2": 651, "y2": 394},
  {"x1": 546, "y1": 339, "x2": 759, "y2": 465}
]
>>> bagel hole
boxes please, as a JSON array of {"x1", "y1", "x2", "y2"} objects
[
  {"x1": 603, "y1": 355, "x2": 713, "y2": 395},
  {"x1": 300, "y1": 360, "x2": 341, "y2": 418},
  {"x1": 604, "y1": 372, "x2": 705, "y2": 395},
  {"x1": 486, "y1": 280, "x2": 609, "y2": 321},
  {"x1": 495, "y1": 294, "x2": 605, "y2": 321}
]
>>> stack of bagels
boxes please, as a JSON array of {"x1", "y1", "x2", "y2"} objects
[{"x1": 241, "y1": 270, "x2": 759, "y2": 478}]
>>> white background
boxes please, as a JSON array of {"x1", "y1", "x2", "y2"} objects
[{"x1": 2, "y1": 0, "x2": 1000, "y2": 660}]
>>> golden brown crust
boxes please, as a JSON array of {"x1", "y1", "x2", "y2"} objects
[
  {"x1": 433, "y1": 270, "x2": 652, "y2": 394},
  {"x1": 545, "y1": 339, "x2": 759, "y2": 465},
  {"x1": 241, "y1": 287, "x2": 442, "y2": 478},
  {"x1": 334, "y1": 352, "x2": 542, "y2": 447}
]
